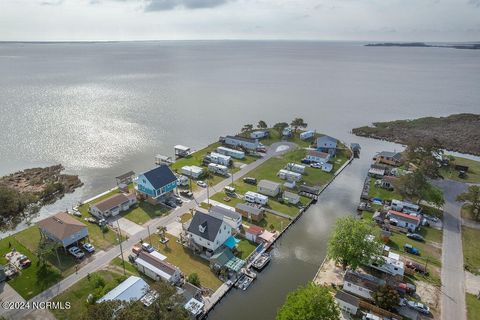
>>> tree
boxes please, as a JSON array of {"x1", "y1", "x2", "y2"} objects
[
  {"x1": 273, "y1": 122, "x2": 289, "y2": 135},
  {"x1": 276, "y1": 283, "x2": 340, "y2": 320},
  {"x1": 37, "y1": 237, "x2": 62, "y2": 267},
  {"x1": 457, "y1": 185, "x2": 480, "y2": 221},
  {"x1": 187, "y1": 273, "x2": 201, "y2": 287},
  {"x1": 405, "y1": 138, "x2": 443, "y2": 178},
  {"x1": 257, "y1": 120, "x2": 268, "y2": 129},
  {"x1": 396, "y1": 171, "x2": 444, "y2": 207},
  {"x1": 327, "y1": 217, "x2": 383, "y2": 270},
  {"x1": 372, "y1": 285, "x2": 400, "y2": 311},
  {"x1": 241, "y1": 124, "x2": 253, "y2": 135},
  {"x1": 290, "y1": 118, "x2": 307, "y2": 133}
]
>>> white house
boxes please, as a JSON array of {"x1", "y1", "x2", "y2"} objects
[
  {"x1": 209, "y1": 205, "x2": 242, "y2": 230},
  {"x1": 299, "y1": 130, "x2": 315, "y2": 140},
  {"x1": 387, "y1": 210, "x2": 421, "y2": 231},
  {"x1": 282, "y1": 191, "x2": 300, "y2": 205},
  {"x1": 181, "y1": 165, "x2": 204, "y2": 179},
  {"x1": 277, "y1": 169, "x2": 302, "y2": 182},
  {"x1": 224, "y1": 135, "x2": 260, "y2": 150},
  {"x1": 97, "y1": 276, "x2": 149, "y2": 304},
  {"x1": 244, "y1": 191, "x2": 268, "y2": 205},
  {"x1": 186, "y1": 211, "x2": 232, "y2": 252},
  {"x1": 286, "y1": 163, "x2": 306, "y2": 174},
  {"x1": 369, "y1": 256, "x2": 405, "y2": 277},
  {"x1": 90, "y1": 193, "x2": 137, "y2": 219},
  {"x1": 305, "y1": 150, "x2": 331, "y2": 164},
  {"x1": 250, "y1": 131, "x2": 268, "y2": 139},
  {"x1": 134, "y1": 251, "x2": 182, "y2": 284},
  {"x1": 335, "y1": 291, "x2": 360, "y2": 315},
  {"x1": 257, "y1": 179, "x2": 281, "y2": 197},
  {"x1": 216, "y1": 146, "x2": 245, "y2": 159},
  {"x1": 206, "y1": 152, "x2": 231, "y2": 166},
  {"x1": 343, "y1": 270, "x2": 385, "y2": 301}
]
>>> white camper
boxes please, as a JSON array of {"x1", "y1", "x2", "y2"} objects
[
  {"x1": 277, "y1": 169, "x2": 302, "y2": 182},
  {"x1": 216, "y1": 146, "x2": 245, "y2": 159},
  {"x1": 299, "y1": 130, "x2": 315, "y2": 140},
  {"x1": 208, "y1": 163, "x2": 229, "y2": 176},
  {"x1": 286, "y1": 163, "x2": 306, "y2": 174},
  {"x1": 244, "y1": 191, "x2": 268, "y2": 205},
  {"x1": 181, "y1": 166, "x2": 204, "y2": 179}
]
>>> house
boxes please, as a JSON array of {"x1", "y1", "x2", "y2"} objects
[
  {"x1": 387, "y1": 210, "x2": 421, "y2": 231},
  {"x1": 277, "y1": 169, "x2": 302, "y2": 182},
  {"x1": 257, "y1": 179, "x2": 281, "y2": 197},
  {"x1": 209, "y1": 205, "x2": 242, "y2": 230},
  {"x1": 245, "y1": 225, "x2": 264, "y2": 243},
  {"x1": 134, "y1": 165, "x2": 178, "y2": 203},
  {"x1": 368, "y1": 164, "x2": 386, "y2": 178},
  {"x1": 374, "y1": 151, "x2": 403, "y2": 166},
  {"x1": 181, "y1": 165, "x2": 204, "y2": 179},
  {"x1": 205, "y1": 152, "x2": 231, "y2": 166},
  {"x1": 89, "y1": 193, "x2": 137, "y2": 219},
  {"x1": 174, "y1": 145, "x2": 191, "y2": 158},
  {"x1": 216, "y1": 146, "x2": 245, "y2": 159},
  {"x1": 134, "y1": 251, "x2": 182, "y2": 284},
  {"x1": 305, "y1": 150, "x2": 331, "y2": 164},
  {"x1": 286, "y1": 163, "x2": 305, "y2": 174},
  {"x1": 335, "y1": 290, "x2": 360, "y2": 315},
  {"x1": 244, "y1": 191, "x2": 268, "y2": 205},
  {"x1": 250, "y1": 131, "x2": 268, "y2": 139},
  {"x1": 316, "y1": 135, "x2": 337, "y2": 156},
  {"x1": 97, "y1": 276, "x2": 149, "y2": 303},
  {"x1": 321, "y1": 163, "x2": 333, "y2": 173},
  {"x1": 299, "y1": 130, "x2": 315, "y2": 140},
  {"x1": 299, "y1": 184, "x2": 320, "y2": 196},
  {"x1": 37, "y1": 212, "x2": 88, "y2": 249},
  {"x1": 391, "y1": 199, "x2": 421, "y2": 214},
  {"x1": 224, "y1": 135, "x2": 260, "y2": 150},
  {"x1": 186, "y1": 211, "x2": 232, "y2": 252},
  {"x1": 343, "y1": 270, "x2": 385, "y2": 301},
  {"x1": 235, "y1": 203, "x2": 264, "y2": 222},
  {"x1": 282, "y1": 191, "x2": 300, "y2": 205},
  {"x1": 369, "y1": 255, "x2": 405, "y2": 277}
]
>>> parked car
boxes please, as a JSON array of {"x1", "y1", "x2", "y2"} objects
[
  {"x1": 424, "y1": 214, "x2": 439, "y2": 223},
  {"x1": 180, "y1": 190, "x2": 193, "y2": 198},
  {"x1": 68, "y1": 246, "x2": 85, "y2": 259},
  {"x1": 243, "y1": 177, "x2": 257, "y2": 185},
  {"x1": 173, "y1": 195, "x2": 183, "y2": 204},
  {"x1": 404, "y1": 243, "x2": 420, "y2": 255},
  {"x1": 142, "y1": 243, "x2": 154, "y2": 253},
  {"x1": 407, "y1": 301, "x2": 430, "y2": 314},
  {"x1": 301, "y1": 158, "x2": 313, "y2": 164},
  {"x1": 165, "y1": 199, "x2": 177, "y2": 208},
  {"x1": 83, "y1": 243, "x2": 95, "y2": 253},
  {"x1": 310, "y1": 162, "x2": 323, "y2": 169},
  {"x1": 397, "y1": 282, "x2": 416, "y2": 295},
  {"x1": 406, "y1": 260, "x2": 429, "y2": 275},
  {"x1": 406, "y1": 233, "x2": 425, "y2": 242},
  {"x1": 389, "y1": 218, "x2": 398, "y2": 226},
  {"x1": 197, "y1": 181, "x2": 207, "y2": 188}
]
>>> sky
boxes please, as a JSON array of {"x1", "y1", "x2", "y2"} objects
[{"x1": 0, "y1": 0, "x2": 479, "y2": 42}]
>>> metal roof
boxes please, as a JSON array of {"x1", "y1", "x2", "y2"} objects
[
  {"x1": 258, "y1": 179, "x2": 281, "y2": 190},
  {"x1": 97, "y1": 276, "x2": 149, "y2": 303}
]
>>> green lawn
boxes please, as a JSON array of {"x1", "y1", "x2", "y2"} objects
[
  {"x1": 51, "y1": 270, "x2": 128, "y2": 320},
  {"x1": 244, "y1": 212, "x2": 290, "y2": 232},
  {"x1": 110, "y1": 257, "x2": 141, "y2": 276},
  {"x1": 417, "y1": 226, "x2": 443, "y2": 244},
  {"x1": 121, "y1": 201, "x2": 170, "y2": 225},
  {"x1": 467, "y1": 293, "x2": 480, "y2": 320},
  {"x1": 386, "y1": 231, "x2": 442, "y2": 267},
  {"x1": 462, "y1": 204, "x2": 479, "y2": 222},
  {"x1": 179, "y1": 212, "x2": 193, "y2": 224},
  {"x1": 463, "y1": 226, "x2": 480, "y2": 275},
  {"x1": 440, "y1": 156, "x2": 480, "y2": 183},
  {"x1": 0, "y1": 236, "x2": 62, "y2": 300},
  {"x1": 235, "y1": 239, "x2": 257, "y2": 260},
  {"x1": 147, "y1": 234, "x2": 222, "y2": 290},
  {"x1": 368, "y1": 177, "x2": 402, "y2": 201},
  {"x1": 259, "y1": 129, "x2": 318, "y2": 148}
]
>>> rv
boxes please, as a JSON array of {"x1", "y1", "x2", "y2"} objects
[
  {"x1": 277, "y1": 169, "x2": 302, "y2": 182},
  {"x1": 181, "y1": 166, "x2": 204, "y2": 179},
  {"x1": 286, "y1": 163, "x2": 306, "y2": 174},
  {"x1": 391, "y1": 199, "x2": 421, "y2": 214},
  {"x1": 250, "y1": 131, "x2": 269, "y2": 139},
  {"x1": 299, "y1": 130, "x2": 315, "y2": 140},
  {"x1": 244, "y1": 191, "x2": 268, "y2": 205},
  {"x1": 216, "y1": 146, "x2": 245, "y2": 159},
  {"x1": 208, "y1": 163, "x2": 229, "y2": 176},
  {"x1": 205, "y1": 152, "x2": 231, "y2": 166}
]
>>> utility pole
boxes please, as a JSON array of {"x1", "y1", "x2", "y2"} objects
[
  {"x1": 207, "y1": 175, "x2": 210, "y2": 206},
  {"x1": 116, "y1": 219, "x2": 126, "y2": 275},
  {"x1": 147, "y1": 225, "x2": 152, "y2": 246}
]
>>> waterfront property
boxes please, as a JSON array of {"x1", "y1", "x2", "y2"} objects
[
  {"x1": 36, "y1": 212, "x2": 89, "y2": 249},
  {"x1": 182, "y1": 165, "x2": 204, "y2": 179},
  {"x1": 185, "y1": 210, "x2": 233, "y2": 253},
  {"x1": 134, "y1": 165, "x2": 178, "y2": 203},
  {"x1": 316, "y1": 135, "x2": 337, "y2": 156},
  {"x1": 209, "y1": 205, "x2": 243, "y2": 231},
  {"x1": 282, "y1": 191, "x2": 300, "y2": 205},
  {"x1": 343, "y1": 270, "x2": 385, "y2": 301},
  {"x1": 216, "y1": 146, "x2": 245, "y2": 159},
  {"x1": 205, "y1": 152, "x2": 232, "y2": 166},
  {"x1": 277, "y1": 169, "x2": 302, "y2": 182},
  {"x1": 369, "y1": 255, "x2": 405, "y2": 277},
  {"x1": 305, "y1": 150, "x2": 331, "y2": 164},
  {"x1": 387, "y1": 210, "x2": 421, "y2": 231},
  {"x1": 335, "y1": 290, "x2": 360, "y2": 315},
  {"x1": 235, "y1": 203, "x2": 264, "y2": 222},
  {"x1": 133, "y1": 251, "x2": 182, "y2": 284},
  {"x1": 299, "y1": 130, "x2": 315, "y2": 140},
  {"x1": 224, "y1": 135, "x2": 260, "y2": 150},
  {"x1": 89, "y1": 192, "x2": 137, "y2": 219},
  {"x1": 257, "y1": 179, "x2": 281, "y2": 197},
  {"x1": 174, "y1": 145, "x2": 191, "y2": 158},
  {"x1": 250, "y1": 131, "x2": 269, "y2": 139},
  {"x1": 96, "y1": 275, "x2": 150, "y2": 303},
  {"x1": 374, "y1": 151, "x2": 403, "y2": 166}
]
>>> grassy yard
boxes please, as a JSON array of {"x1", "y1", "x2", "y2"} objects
[
  {"x1": 440, "y1": 156, "x2": 480, "y2": 183},
  {"x1": 368, "y1": 177, "x2": 402, "y2": 201},
  {"x1": 179, "y1": 212, "x2": 193, "y2": 223},
  {"x1": 51, "y1": 270, "x2": 128, "y2": 320},
  {"x1": 235, "y1": 239, "x2": 257, "y2": 260},
  {"x1": 463, "y1": 226, "x2": 480, "y2": 275},
  {"x1": 121, "y1": 201, "x2": 170, "y2": 225},
  {"x1": 244, "y1": 212, "x2": 290, "y2": 233},
  {"x1": 462, "y1": 204, "x2": 478, "y2": 222},
  {"x1": 386, "y1": 231, "x2": 442, "y2": 267},
  {"x1": 467, "y1": 293, "x2": 480, "y2": 320},
  {"x1": 147, "y1": 234, "x2": 222, "y2": 290},
  {"x1": 0, "y1": 236, "x2": 62, "y2": 300},
  {"x1": 110, "y1": 257, "x2": 141, "y2": 276},
  {"x1": 259, "y1": 129, "x2": 318, "y2": 148}
]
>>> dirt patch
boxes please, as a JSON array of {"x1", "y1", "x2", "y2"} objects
[
  {"x1": 313, "y1": 259, "x2": 344, "y2": 287},
  {"x1": 415, "y1": 280, "x2": 441, "y2": 318}
]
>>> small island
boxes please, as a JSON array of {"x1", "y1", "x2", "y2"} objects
[
  {"x1": 366, "y1": 42, "x2": 480, "y2": 50},
  {"x1": 0, "y1": 164, "x2": 83, "y2": 230},
  {"x1": 352, "y1": 113, "x2": 480, "y2": 156}
]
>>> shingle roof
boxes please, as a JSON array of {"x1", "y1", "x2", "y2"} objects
[
  {"x1": 210, "y1": 205, "x2": 241, "y2": 221},
  {"x1": 335, "y1": 290, "x2": 360, "y2": 307},
  {"x1": 258, "y1": 179, "x2": 281, "y2": 190},
  {"x1": 187, "y1": 211, "x2": 224, "y2": 242},
  {"x1": 344, "y1": 270, "x2": 385, "y2": 291},
  {"x1": 316, "y1": 135, "x2": 337, "y2": 148},
  {"x1": 37, "y1": 212, "x2": 87, "y2": 240},
  {"x1": 142, "y1": 165, "x2": 177, "y2": 190},
  {"x1": 92, "y1": 193, "x2": 131, "y2": 213},
  {"x1": 247, "y1": 225, "x2": 264, "y2": 235},
  {"x1": 235, "y1": 203, "x2": 263, "y2": 216},
  {"x1": 377, "y1": 151, "x2": 402, "y2": 160}
]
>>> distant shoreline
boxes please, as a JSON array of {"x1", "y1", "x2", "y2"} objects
[{"x1": 366, "y1": 42, "x2": 480, "y2": 50}]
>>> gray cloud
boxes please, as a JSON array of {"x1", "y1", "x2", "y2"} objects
[
  {"x1": 145, "y1": 0, "x2": 232, "y2": 11},
  {"x1": 468, "y1": 0, "x2": 480, "y2": 7}
]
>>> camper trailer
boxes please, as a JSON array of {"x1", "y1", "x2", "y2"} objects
[
  {"x1": 181, "y1": 166, "x2": 204, "y2": 179},
  {"x1": 244, "y1": 191, "x2": 268, "y2": 205},
  {"x1": 208, "y1": 163, "x2": 229, "y2": 176},
  {"x1": 286, "y1": 163, "x2": 306, "y2": 174},
  {"x1": 216, "y1": 146, "x2": 245, "y2": 159},
  {"x1": 277, "y1": 169, "x2": 302, "y2": 182},
  {"x1": 299, "y1": 130, "x2": 315, "y2": 140},
  {"x1": 205, "y1": 152, "x2": 231, "y2": 166},
  {"x1": 250, "y1": 131, "x2": 269, "y2": 139}
]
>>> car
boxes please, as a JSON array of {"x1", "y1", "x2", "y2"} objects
[
  {"x1": 243, "y1": 177, "x2": 257, "y2": 185},
  {"x1": 180, "y1": 190, "x2": 193, "y2": 198},
  {"x1": 142, "y1": 243, "x2": 154, "y2": 253},
  {"x1": 173, "y1": 195, "x2": 183, "y2": 204},
  {"x1": 18, "y1": 255, "x2": 31, "y2": 268},
  {"x1": 407, "y1": 301, "x2": 430, "y2": 315},
  {"x1": 389, "y1": 218, "x2": 398, "y2": 226},
  {"x1": 68, "y1": 246, "x2": 85, "y2": 259},
  {"x1": 397, "y1": 283, "x2": 416, "y2": 295},
  {"x1": 166, "y1": 200, "x2": 177, "y2": 208},
  {"x1": 405, "y1": 260, "x2": 429, "y2": 275},
  {"x1": 197, "y1": 181, "x2": 207, "y2": 188},
  {"x1": 300, "y1": 158, "x2": 313, "y2": 164},
  {"x1": 310, "y1": 162, "x2": 323, "y2": 169},
  {"x1": 406, "y1": 233, "x2": 425, "y2": 242},
  {"x1": 83, "y1": 243, "x2": 95, "y2": 253},
  {"x1": 404, "y1": 243, "x2": 420, "y2": 255}
]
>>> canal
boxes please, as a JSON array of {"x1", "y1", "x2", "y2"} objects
[{"x1": 208, "y1": 135, "x2": 402, "y2": 320}]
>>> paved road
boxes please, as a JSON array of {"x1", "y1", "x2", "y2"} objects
[
  {"x1": 432, "y1": 179, "x2": 468, "y2": 320},
  {"x1": 7, "y1": 142, "x2": 296, "y2": 319}
]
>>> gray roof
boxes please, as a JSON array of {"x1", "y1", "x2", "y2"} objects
[
  {"x1": 226, "y1": 135, "x2": 257, "y2": 143},
  {"x1": 344, "y1": 270, "x2": 385, "y2": 291},
  {"x1": 299, "y1": 184, "x2": 320, "y2": 195},
  {"x1": 142, "y1": 165, "x2": 177, "y2": 190},
  {"x1": 377, "y1": 151, "x2": 402, "y2": 160},
  {"x1": 187, "y1": 210, "x2": 224, "y2": 242},
  {"x1": 283, "y1": 191, "x2": 300, "y2": 200},
  {"x1": 335, "y1": 291, "x2": 359, "y2": 307},
  {"x1": 210, "y1": 205, "x2": 241, "y2": 220},
  {"x1": 235, "y1": 203, "x2": 263, "y2": 216},
  {"x1": 258, "y1": 179, "x2": 281, "y2": 191},
  {"x1": 316, "y1": 135, "x2": 337, "y2": 148}
]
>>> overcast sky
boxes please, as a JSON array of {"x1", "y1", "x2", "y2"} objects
[{"x1": 0, "y1": 0, "x2": 479, "y2": 42}]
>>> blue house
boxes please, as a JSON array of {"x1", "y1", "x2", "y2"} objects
[
  {"x1": 134, "y1": 165, "x2": 177, "y2": 201},
  {"x1": 316, "y1": 135, "x2": 337, "y2": 156}
]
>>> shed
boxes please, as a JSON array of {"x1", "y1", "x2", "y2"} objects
[
  {"x1": 235, "y1": 203, "x2": 264, "y2": 222},
  {"x1": 174, "y1": 145, "x2": 191, "y2": 158},
  {"x1": 283, "y1": 191, "x2": 300, "y2": 205},
  {"x1": 257, "y1": 179, "x2": 281, "y2": 197}
]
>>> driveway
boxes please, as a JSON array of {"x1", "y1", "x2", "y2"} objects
[
  {"x1": 431, "y1": 179, "x2": 468, "y2": 320},
  {"x1": 112, "y1": 217, "x2": 145, "y2": 236},
  {"x1": 0, "y1": 283, "x2": 25, "y2": 317}
]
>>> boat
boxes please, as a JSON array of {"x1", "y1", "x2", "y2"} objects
[{"x1": 252, "y1": 253, "x2": 271, "y2": 271}]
